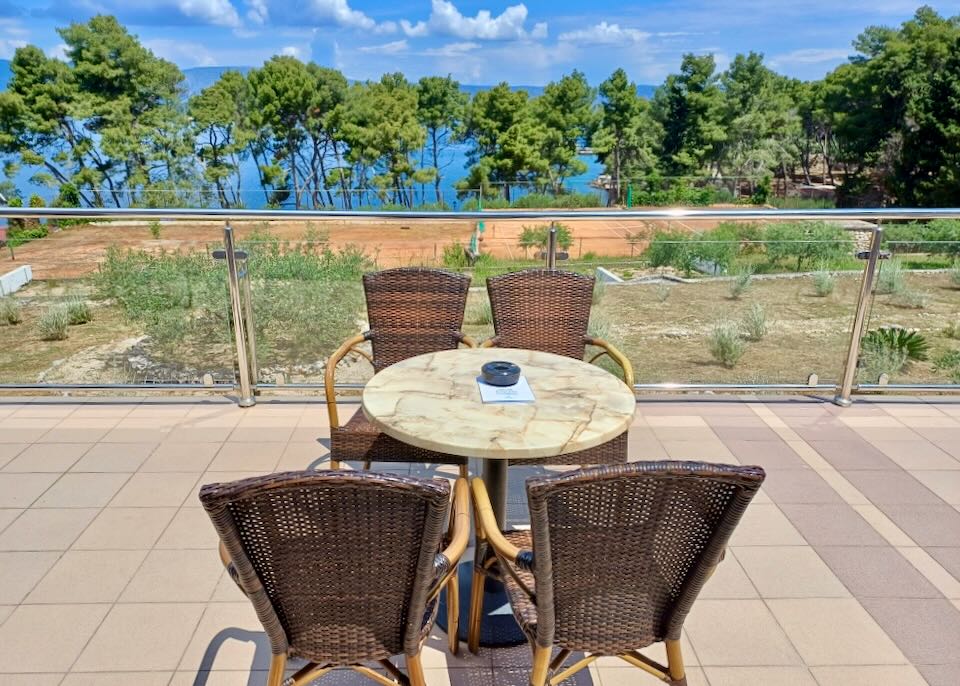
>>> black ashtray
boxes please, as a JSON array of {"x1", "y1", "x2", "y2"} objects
[{"x1": 481, "y1": 361, "x2": 521, "y2": 386}]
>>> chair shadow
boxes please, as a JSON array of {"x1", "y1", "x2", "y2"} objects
[{"x1": 190, "y1": 627, "x2": 271, "y2": 686}]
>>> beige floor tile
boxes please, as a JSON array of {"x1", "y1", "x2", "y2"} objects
[
  {"x1": 734, "y1": 547, "x2": 850, "y2": 598},
  {"x1": 0, "y1": 507, "x2": 22, "y2": 531},
  {"x1": 26, "y1": 550, "x2": 147, "y2": 604},
  {"x1": 0, "y1": 508, "x2": 99, "y2": 551},
  {"x1": 646, "y1": 416, "x2": 710, "y2": 427},
  {"x1": 72, "y1": 507, "x2": 177, "y2": 550},
  {"x1": 36, "y1": 428, "x2": 113, "y2": 443},
  {"x1": 211, "y1": 572, "x2": 244, "y2": 601},
  {"x1": 699, "y1": 552, "x2": 759, "y2": 599},
  {"x1": 61, "y1": 673, "x2": 173, "y2": 685},
  {"x1": 178, "y1": 602, "x2": 272, "y2": 671},
  {"x1": 0, "y1": 551, "x2": 60, "y2": 603},
  {"x1": 12, "y1": 404, "x2": 77, "y2": 418},
  {"x1": 74, "y1": 603, "x2": 205, "y2": 672},
  {"x1": 911, "y1": 470, "x2": 960, "y2": 505},
  {"x1": 162, "y1": 427, "x2": 234, "y2": 443},
  {"x1": 0, "y1": 473, "x2": 59, "y2": 507},
  {"x1": 808, "y1": 665, "x2": 929, "y2": 686},
  {"x1": 729, "y1": 504, "x2": 807, "y2": 546},
  {"x1": 170, "y1": 672, "x2": 271, "y2": 685},
  {"x1": 156, "y1": 507, "x2": 221, "y2": 549},
  {"x1": 0, "y1": 604, "x2": 13, "y2": 625},
  {"x1": 34, "y1": 473, "x2": 131, "y2": 508},
  {"x1": 110, "y1": 472, "x2": 201, "y2": 507},
  {"x1": 70, "y1": 442, "x2": 157, "y2": 472},
  {"x1": 208, "y1": 443, "x2": 285, "y2": 471},
  {"x1": 597, "y1": 666, "x2": 708, "y2": 686},
  {"x1": 652, "y1": 427, "x2": 718, "y2": 442},
  {"x1": 227, "y1": 427, "x2": 294, "y2": 443},
  {"x1": 69, "y1": 405, "x2": 136, "y2": 419},
  {"x1": 684, "y1": 599, "x2": 801, "y2": 666},
  {"x1": 275, "y1": 441, "x2": 331, "y2": 471},
  {"x1": 766, "y1": 599, "x2": 907, "y2": 666},
  {"x1": 0, "y1": 443, "x2": 25, "y2": 469},
  {"x1": 4, "y1": 444, "x2": 91, "y2": 473},
  {"x1": 141, "y1": 443, "x2": 220, "y2": 472},
  {"x1": 0, "y1": 673, "x2": 65, "y2": 685},
  {"x1": 662, "y1": 440, "x2": 736, "y2": 461},
  {"x1": 0, "y1": 603, "x2": 110, "y2": 672},
  {"x1": 120, "y1": 549, "x2": 223, "y2": 602},
  {"x1": 705, "y1": 666, "x2": 817, "y2": 686}
]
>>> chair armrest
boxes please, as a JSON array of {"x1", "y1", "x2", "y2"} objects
[
  {"x1": 324, "y1": 332, "x2": 371, "y2": 428},
  {"x1": 218, "y1": 541, "x2": 243, "y2": 592},
  {"x1": 479, "y1": 337, "x2": 498, "y2": 349},
  {"x1": 457, "y1": 332, "x2": 479, "y2": 348},
  {"x1": 471, "y1": 477, "x2": 534, "y2": 570},
  {"x1": 584, "y1": 336, "x2": 635, "y2": 388}
]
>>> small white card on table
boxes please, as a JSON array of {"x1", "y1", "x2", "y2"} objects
[{"x1": 476, "y1": 376, "x2": 536, "y2": 404}]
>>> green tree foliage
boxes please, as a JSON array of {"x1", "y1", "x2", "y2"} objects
[
  {"x1": 534, "y1": 70, "x2": 596, "y2": 194},
  {"x1": 416, "y1": 76, "x2": 467, "y2": 204},
  {"x1": 764, "y1": 221, "x2": 853, "y2": 271}
]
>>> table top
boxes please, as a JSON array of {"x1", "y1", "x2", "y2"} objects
[{"x1": 362, "y1": 348, "x2": 636, "y2": 460}]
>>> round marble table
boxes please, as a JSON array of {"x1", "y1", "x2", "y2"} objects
[{"x1": 362, "y1": 347, "x2": 636, "y2": 645}]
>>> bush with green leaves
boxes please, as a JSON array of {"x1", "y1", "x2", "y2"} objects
[
  {"x1": 510, "y1": 192, "x2": 601, "y2": 209},
  {"x1": 0, "y1": 297, "x2": 23, "y2": 325},
  {"x1": 812, "y1": 268, "x2": 836, "y2": 296},
  {"x1": 875, "y1": 258, "x2": 906, "y2": 295},
  {"x1": 882, "y1": 220, "x2": 960, "y2": 257},
  {"x1": 645, "y1": 228, "x2": 738, "y2": 277},
  {"x1": 65, "y1": 298, "x2": 92, "y2": 325},
  {"x1": 750, "y1": 175, "x2": 772, "y2": 205},
  {"x1": 708, "y1": 320, "x2": 745, "y2": 368},
  {"x1": 729, "y1": 267, "x2": 753, "y2": 299},
  {"x1": 890, "y1": 289, "x2": 929, "y2": 309},
  {"x1": 764, "y1": 221, "x2": 853, "y2": 271},
  {"x1": 149, "y1": 221, "x2": 162, "y2": 239},
  {"x1": 655, "y1": 282, "x2": 671, "y2": 302},
  {"x1": 442, "y1": 242, "x2": 470, "y2": 269},
  {"x1": 945, "y1": 321, "x2": 960, "y2": 339},
  {"x1": 517, "y1": 224, "x2": 574, "y2": 255},
  {"x1": 951, "y1": 260, "x2": 960, "y2": 288},
  {"x1": 862, "y1": 327, "x2": 929, "y2": 364},
  {"x1": 37, "y1": 306, "x2": 69, "y2": 341},
  {"x1": 741, "y1": 303, "x2": 768, "y2": 341},
  {"x1": 933, "y1": 351, "x2": 960, "y2": 383}
]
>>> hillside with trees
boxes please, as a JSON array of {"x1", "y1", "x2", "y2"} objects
[{"x1": 0, "y1": 7, "x2": 958, "y2": 210}]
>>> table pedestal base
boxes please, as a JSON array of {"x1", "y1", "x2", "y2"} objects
[{"x1": 437, "y1": 561, "x2": 526, "y2": 647}]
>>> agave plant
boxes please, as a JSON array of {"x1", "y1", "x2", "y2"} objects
[{"x1": 861, "y1": 326, "x2": 930, "y2": 362}]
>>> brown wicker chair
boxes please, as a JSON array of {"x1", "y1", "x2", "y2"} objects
[
  {"x1": 483, "y1": 268, "x2": 634, "y2": 465},
  {"x1": 200, "y1": 470, "x2": 470, "y2": 686},
  {"x1": 325, "y1": 267, "x2": 477, "y2": 476},
  {"x1": 468, "y1": 461, "x2": 765, "y2": 686}
]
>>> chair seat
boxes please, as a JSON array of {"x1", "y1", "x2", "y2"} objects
[
  {"x1": 500, "y1": 530, "x2": 539, "y2": 642},
  {"x1": 331, "y1": 410, "x2": 468, "y2": 466}
]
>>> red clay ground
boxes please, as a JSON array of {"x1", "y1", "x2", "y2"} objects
[{"x1": 3, "y1": 211, "x2": 736, "y2": 280}]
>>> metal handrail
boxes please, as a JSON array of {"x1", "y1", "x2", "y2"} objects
[{"x1": 3, "y1": 206, "x2": 959, "y2": 405}]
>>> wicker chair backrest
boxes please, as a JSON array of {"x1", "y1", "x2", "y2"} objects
[
  {"x1": 200, "y1": 471, "x2": 450, "y2": 663},
  {"x1": 486, "y1": 269, "x2": 594, "y2": 359},
  {"x1": 526, "y1": 461, "x2": 765, "y2": 652},
  {"x1": 363, "y1": 267, "x2": 470, "y2": 371}
]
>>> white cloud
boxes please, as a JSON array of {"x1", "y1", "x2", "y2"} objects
[
  {"x1": 280, "y1": 44, "x2": 314, "y2": 60},
  {"x1": 0, "y1": 38, "x2": 26, "y2": 58},
  {"x1": 176, "y1": 0, "x2": 242, "y2": 28},
  {"x1": 305, "y1": 0, "x2": 387, "y2": 31},
  {"x1": 144, "y1": 38, "x2": 218, "y2": 67},
  {"x1": 358, "y1": 39, "x2": 409, "y2": 55},
  {"x1": 246, "y1": 0, "x2": 268, "y2": 24},
  {"x1": 421, "y1": 41, "x2": 480, "y2": 57},
  {"x1": 401, "y1": 0, "x2": 547, "y2": 41},
  {"x1": 47, "y1": 43, "x2": 70, "y2": 61},
  {"x1": 770, "y1": 48, "x2": 850, "y2": 66},
  {"x1": 558, "y1": 22, "x2": 649, "y2": 45}
]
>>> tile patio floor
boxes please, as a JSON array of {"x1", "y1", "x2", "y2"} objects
[{"x1": 1, "y1": 394, "x2": 959, "y2": 686}]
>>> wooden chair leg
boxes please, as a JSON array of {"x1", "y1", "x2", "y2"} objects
[
  {"x1": 363, "y1": 460, "x2": 373, "y2": 471},
  {"x1": 407, "y1": 652, "x2": 426, "y2": 686},
  {"x1": 458, "y1": 463, "x2": 469, "y2": 479},
  {"x1": 267, "y1": 653, "x2": 287, "y2": 686},
  {"x1": 665, "y1": 639, "x2": 687, "y2": 685},
  {"x1": 467, "y1": 566, "x2": 486, "y2": 654},
  {"x1": 330, "y1": 459, "x2": 341, "y2": 470},
  {"x1": 447, "y1": 567, "x2": 460, "y2": 656},
  {"x1": 530, "y1": 645, "x2": 551, "y2": 686}
]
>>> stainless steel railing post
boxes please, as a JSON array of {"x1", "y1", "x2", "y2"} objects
[
  {"x1": 834, "y1": 226, "x2": 884, "y2": 407},
  {"x1": 547, "y1": 223, "x2": 558, "y2": 270},
  {"x1": 239, "y1": 255, "x2": 259, "y2": 391},
  {"x1": 223, "y1": 222, "x2": 255, "y2": 407}
]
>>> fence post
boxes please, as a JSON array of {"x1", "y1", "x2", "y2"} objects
[
  {"x1": 547, "y1": 223, "x2": 558, "y2": 270},
  {"x1": 239, "y1": 256, "x2": 259, "y2": 391},
  {"x1": 834, "y1": 226, "x2": 883, "y2": 407},
  {"x1": 223, "y1": 222, "x2": 255, "y2": 407}
]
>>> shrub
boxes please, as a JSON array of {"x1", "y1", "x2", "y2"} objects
[
  {"x1": 729, "y1": 267, "x2": 753, "y2": 299},
  {"x1": 741, "y1": 303, "x2": 768, "y2": 341},
  {"x1": 37, "y1": 306, "x2": 69, "y2": 341},
  {"x1": 442, "y1": 242, "x2": 470, "y2": 269},
  {"x1": 890, "y1": 289, "x2": 929, "y2": 309},
  {"x1": 465, "y1": 297, "x2": 492, "y2": 325},
  {"x1": 592, "y1": 280, "x2": 606, "y2": 305},
  {"x1": 812, "y1": 268, "x2": 836, "y2": 297},
  {"x1": 511, "y1": 192, "x2": 602, "y2": 209},
  {"x1": 708, "y1": 320, "x2": 745, "y2": 368},
  {"x1": 945, "y1": 321, "x2": 960, "y2": 339},
  {"x1": 517, "y1": 224, "x2": 574, "y2": 255},
  {"x1": 645, "y1": 228, "x2": 737, "y2": 277},
  {"x1": 149, "y1": 221, "x2": 162, "y2": 239},
  {"x1": 933, "y1": 351, "x2": 960, "y2": 383},
  {"x1": 655, "y1": 282, "x2": 671, "y2": 302},
  {"x1": 0, "y1": 297, "x2": 23, "y2": 325},
  {"x1": 951, "y1": 260, "x2": 960, "y2": 288},
  {"x1": 587, "y1": 310, "x2": 613, "y2": 341},
  {"x1": 65, "y1": 298, "x2": 92, "y2": 325},
  {"x1": 882, "y1": 219, "x2": 960, "y2": 257},
  {"x1": 862, "y1": 327, "x2": 929, "y2": 362},
  {"x1": 860, "y1": 344, "x2": 908, "y2": 380},
  {"x1": 750, "y1": 175, "x2": 772, "y2": 205},
  {"x1": 764, "y1": 221, "x2": 853, "y2": 271},
  {"x1": 874, "y1": 258, "x2": 906, "y2": 295}
]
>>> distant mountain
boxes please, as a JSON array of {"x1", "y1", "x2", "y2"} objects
[{"x1": 0, "y1": 58, "x2": 657, "y2": 99}]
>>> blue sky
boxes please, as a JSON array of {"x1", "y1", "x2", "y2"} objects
[{"x1": 0, "y1": 1, "x2": 951, "y2": 85}]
